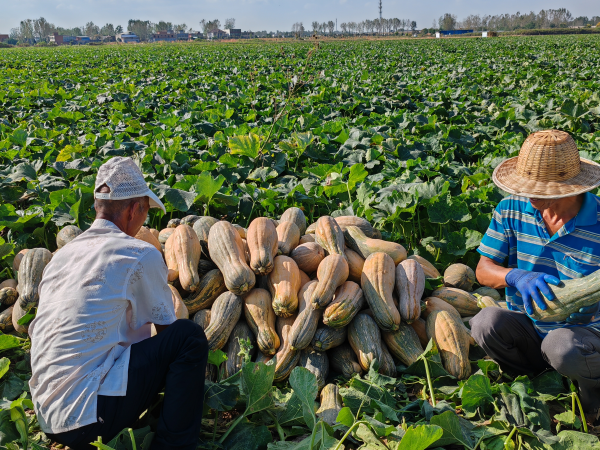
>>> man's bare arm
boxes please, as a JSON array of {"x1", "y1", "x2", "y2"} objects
[{"x1": 476, "y1": 256, "x2": 511, "y2": 289}]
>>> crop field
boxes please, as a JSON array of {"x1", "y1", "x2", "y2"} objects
[{"x1": 1, "y1": 35, "x2": 600, "y2": 449}]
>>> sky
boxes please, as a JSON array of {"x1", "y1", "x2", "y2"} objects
[{"x1": 0, "y1": 0, "x2": 598, "y2": 33}]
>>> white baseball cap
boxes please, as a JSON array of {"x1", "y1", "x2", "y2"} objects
[{"x1": 94, "y1": 156, "x2": 166, "y2": 214}]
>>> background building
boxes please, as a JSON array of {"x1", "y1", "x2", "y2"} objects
[{"x1": 117, "y1": 32, "x2": 140, "y2": 43}]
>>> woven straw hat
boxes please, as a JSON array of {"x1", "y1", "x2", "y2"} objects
[{"x1": 492, "y1": 130, "x2": 600, "y2": 199}]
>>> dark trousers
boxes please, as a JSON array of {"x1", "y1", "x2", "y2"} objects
[
  {"x1": 470, "y1": 308, "x2": 600, "y2": 414},
  {"x1": 47, "y1": 319, "x2": 208, "y2": 450}
]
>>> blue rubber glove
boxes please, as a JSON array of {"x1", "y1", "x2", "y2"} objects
[
  {"x1": 505, "y1": 269, "x2": 561, "y2": 316},
  {"x1": 567, "y1": 303, "x2": 600, "y2": 325}
]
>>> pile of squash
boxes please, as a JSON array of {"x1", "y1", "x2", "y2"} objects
[
  {"x1": 2, "y1": 209, "x2": 506, "y2": 396},
  {"x1": 149, "y1": 208, "x2": 500, "y2": 385}
]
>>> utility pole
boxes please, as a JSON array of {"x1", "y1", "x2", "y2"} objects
[
  {"x1": 379, "y1": 0, "x2": 382, "y2": 34},
  {"x1": 336, "y1": 18, "x2": 337, "y2": 32}
]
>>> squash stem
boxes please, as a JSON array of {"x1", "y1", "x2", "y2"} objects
[
  {"x1": 333, "y1": 420, "x2": 368, "y2": 450},
  {"x1": 504, "y1": 425, "x2": 517, "y2": 449},
  {"x1": 267, "y1": 410, "x2": 285, "y2": 442},
  {"x1": 574, "y1": 392, "x2": 588, "y2": 433},
  {"x1": 218, "y1": 414, "x2": 245, "y2": 444},
  {"x1": 309, "y1": 419, "x2": 319, "y2": 450},
  {"x1": 423, "y1": 356, "x2": 436, "y2": 407}
]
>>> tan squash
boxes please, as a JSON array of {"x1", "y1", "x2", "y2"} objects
[
  {"x1": 276, "y1": 221, "x2": 301, "y2": 255},
  {"x1": 289, "y1": 281, "x2": 322, "y2": 351},
  {"x1": 410, "y1": 318, "x2": 429, "y2": 349},
  {"x1": 56, "y1": 225, "x2": 82, "y2": 249},
  {"x1": 192, "y1": 216, "x2": 219, "y2": 245},
  {"x1": 422, "y1": 297, "x2": 476, "y2": 346},
  {"x1": 344, "y1": 226, "x2": 407, "y2": 265},
  {"x1": 13, "y1": 249, "x2": 29, "y2": 274},
  {"x1": 430, "y1": 287, "x2": 480, "y2": 317},
  {"x1": 0, "y1": 287, "x2": 18, "y2": 307},
  {"x1": 165, "y1": 225, "x2": 202, "y2": 292},
  {"x1": 309, "y1": 254, "x2": 349, "y2": 309},
  {"x1": 149, "y1": 228, "x2": 160, "y2": 240},
  {"x1": 361, "y1": 252, "x2": 401, "y2": 332},
  {"x1": 323, "y1": 281, "x2": 365, "y2": 328},
  {"x1": 12, "y1": 301, "x2": 29, "y2": 335},
  {"x1": 192, "y1": 309, "x2": 211, "y2": 329},
  {"x1": 158, "y1": 228, "x2": 175, "y2": 245},
  {"x1": 183, "y1": 269, "x2": 227, "y2": 314},
  {"x1": 334, "y1": 216, "x2": 378, "y2": 238},
  {"x1": 329, "y1": 343, "x2": 363, "y2": 379},
  {"x1": 314, "y1": 216, "x2": 346, "y2": 258},
  {"x1": 208, "y1": 221, "x2": 256, "y2": 295},
  {"x1": 0, "y1": 306, "x2": 13, "y2": 332},
  {"x1": 290, "y1": 242, "x2": 325, "y2": 274},
  {"x1": 135, "y1": 226, "x2": 163, "y2": 255},
  {"x1": 316, "y1": 384, "x2": 343, "y2": 426},
  {"x1": 426, "y1": 309, "x2": 471, "y2": 379},
  {"x1": 348, "y1": 312, "x2": 394, "y2": 375},
  {"x1": 299, "y1": 234, "x2": 315, "y2": 245},
  {"x1": 407, "y1": 255, "x2": 440, "y2": 278},
  {"x1": 167, "y1": 218, "x2": 181, "y2": 228},
  {"x1": 244, "y1": 288, "x2": 280, "y2": 356},
  {"x1": 0, "y1": 279, "x2": 17, "y2": 290},
  {"x1": 17, "y1": 248, "x2": 52, "y2": 310},
  {"x1": 280, "y1": 207, "x2": 307, "y2": 235},
  {"x1": 247, "y1": 217, "x2": 279, "y2": 276},
  {"x1": 395, "y1": 259, "x2": 425, "y2": 324},
  {"x1": 473, "y1": 286, "x2": 502, "y2": 301},
  {"x1": 233, "y1": 224, "x2": 247, "y2": 240},
  {"x1": 299, "y1": 270, "x2": 311, "y2": 288},
  {"x1": 345, "y1": 248, "x2": 365, "y2": 283},
  {"x1": 444, "y1": 264, "x2": 476, "y2": 291},
  {"x1": 273, "y1": 315, "x2": 301, "y2": 382},
  {"x1": 268, "y1": 255, "x2": 301, "y2": 317},
  {"x1": 382, "y1": 322, "x2": 424, "y2": 367},
  {"x1": 204, "y1": 291, "x2": 243, "y2": 351},
  {"x1": 170, "y1": 285, "x2": 189, "y2": 319}
]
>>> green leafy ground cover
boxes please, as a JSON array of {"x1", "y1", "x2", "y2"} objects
[{"x1": 0, "y1": 36, "x2": 600, "y2": 449}]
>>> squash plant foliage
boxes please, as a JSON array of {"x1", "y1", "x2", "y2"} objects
[{"x1": 0, "y1": 35, "x2": 600, "y2": 448}]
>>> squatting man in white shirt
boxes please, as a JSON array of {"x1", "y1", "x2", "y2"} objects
[{"x1": 29, "y1": 157, "x2": 209, "y2": 449}]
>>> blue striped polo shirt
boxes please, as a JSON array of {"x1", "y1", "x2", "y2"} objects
[{"x1": 477, "y1": 192, "x2": 600, "y2": 336}]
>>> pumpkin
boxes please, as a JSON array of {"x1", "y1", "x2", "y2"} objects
[
  {"x1": 314, "y1": 216, "x2": 346, "y2": 258},
  {"x1": 280, "y1": 207, "x2": 307, "y2": 235},
  {"x1": 344, "y1": 226, "x2": 406, "y2": 265},
  {"x1": 289, "y1": 281, "x2": 322, "y2": 351},
  {"x1": 430, "y1": 287, "x2": 480, "y2": 317},
  {"x1": 233, "y1": 224, "x2": 247, "y2": 240},
  {"x1": 395, "y1": 259, "x2": 425, "y2": 324},
  {"x1": 12, "y1": 301, "x2": 29, "y2": 334},
  {"x1": 244, "y1": 288, "x2": 280, "y2": 356},
  {"x1": 192, "y1": 216, "x2": 219, "y2": 246},
  {"x1": 268, "y1": 255, "x2": 301, "y2": 317},
  {"x1": 309, "y1": 254, "x2": 349, "y2": 309},
  {"x1": 0, "y1": 306, "x2": 13, "y2": 332},
  {"x1": 299, "y1": 270, "x2": 311, "y2": 288},
  {"x1": 361, "y1": 252, "x2": 401, "y2": 332},
  {"x1": 473, "y1": 286, "x2": 502, "y2": 301},
  {"x1": 329, "y1": 343, "x2": 363, "y2": 379},
  {"x1": 135, "y1": 226, "x2": 163, "y2": 255},
  {"x1": 56, "y1": 225, "x2": 82, "y2": 249},
  {"x1": 204, "y1": 291, "x2": 243, "y2": 351},
  {"x1": 276, "y1": 221, "x2": 301, "y2": 255},
  {"x1": 444, "y1": 263, "x2": 476, "y2": 291},
  {"x1": 208, "y1": 221, "x2": 256, "y2": 295},
  {"x1": 311, "y1": 325, "x2": 347, "y2": 352},
  {"x1": 407, "y1": 255, "x2": 441, "y2": 278},
  {"x1": 165, "y1": 225, "x2": 202, "y2": 292},
  {"x1": 299, "y1": 234, "x2": 315, "y2": 245},
  {"x1": 316, "y1": 384, "x2": 343, "y2": 426},
  {"x1": 13, "y1": 249, "x2": 29, "y2": 274},
  {"x1": 0, "y1": 287, "x2": 18, "y2": 307},
  {"x1": 273, "y1": 315, "x2": 301, "y2": 382},
  {"x1": 299, "y1": 346, "x2": 329, "y2": 391},
  {"x1": 333, "y1": 216, "x2": 378, "y2": 238},
  {"x1": 410, "y1": 318, "x2": 429, "y2": 348},
  {"x1": 167, "y1": 218, "x2": 181, "y2": 228},
  {"x1": 192, "y1": 309, "x2": 211, "y2": 330},
  {"x1": 247, "y1": 217, "x2": 279, "y2": 275},
  {"x1": 382, "y1": 323, "x2": 424, "y2": 367},
  {"x1": 426, "y1": 309, "x2": 471, "y2": 379},
  {"x1": 183, "y1": 269, "x2": 227, "y2": 314},
  {"x1": 17, "y1": 248, "x2": 52, "y2": 310},
  {"x1": 345, "y1": 248, "x2": 365, "y2": 283},
  {"x1": 158, "y1": 228, "x2": 175, "y2": 245},
  {"x1": 323, "y1": 281, "x2": 364, "y2": 328},
  {"x1": 224, "y1": 320, "x2": 256, "y2": 378},
  {"x1": 290, "y1": 242, "x2": 325, "y2": 274}
]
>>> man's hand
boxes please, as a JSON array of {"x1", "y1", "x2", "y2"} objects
[
  {"x1": 505, "y1": 269, "x2": 561, "y2": 316},
  {"x1": 567, "y1": 303, "x2": 600, "y2": 325}
]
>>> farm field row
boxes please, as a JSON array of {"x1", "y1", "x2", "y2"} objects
[{"x1": 1, "y1": 35, "x2": 600, "y2": 449}]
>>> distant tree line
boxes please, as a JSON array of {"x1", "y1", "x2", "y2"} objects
[
  {"x1": 437, "y1": 8, "x2": 600, "y2": 31},
  {"x1": 308, "y1": 18, "x2": 417, "y2": 36}
]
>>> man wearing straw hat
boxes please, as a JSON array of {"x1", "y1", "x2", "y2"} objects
[{"x1": 472, "y1": 130, "x2": 600, "y2": 420}]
